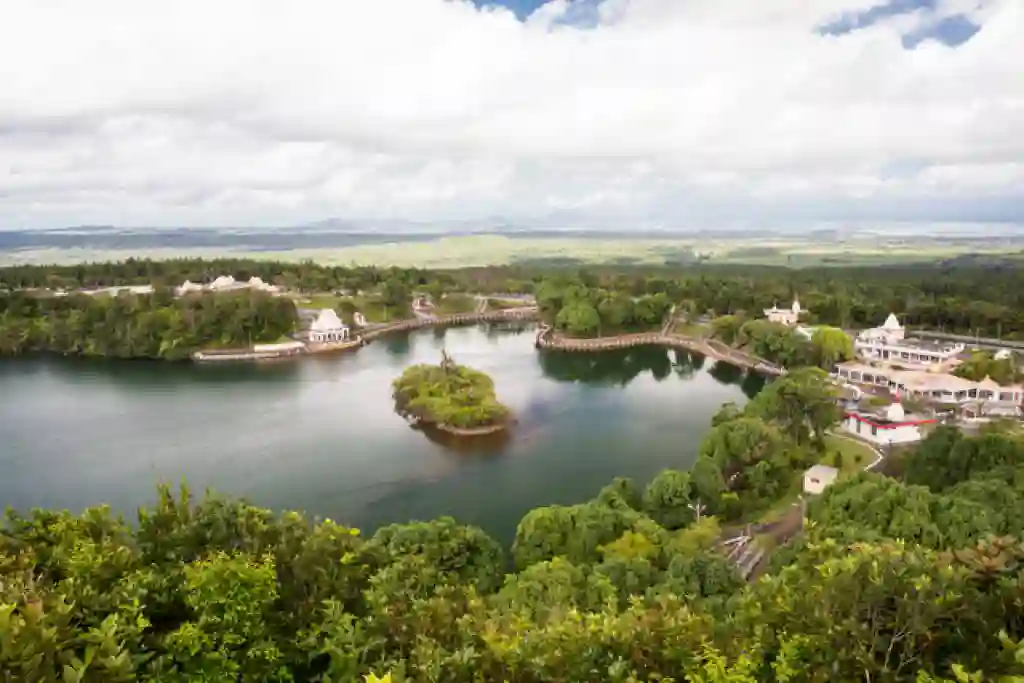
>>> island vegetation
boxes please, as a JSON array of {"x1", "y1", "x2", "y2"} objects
[
  {"x1": 392, "y1": 351, "x2": 511, "y2": 434},
  {"x1": 4, "y1": 364, "x2": 1024, "y2": 681}
]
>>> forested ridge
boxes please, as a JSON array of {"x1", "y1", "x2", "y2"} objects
[
  {"x1": 5, "y1": 368, "x2": 1024, "y2": 681},
  {"x1": 0, "y1": 289, "x2": 297, "y2": 359},
  {"x1": 4, "y1": 257, "x2": 1024, "y2": 339}
]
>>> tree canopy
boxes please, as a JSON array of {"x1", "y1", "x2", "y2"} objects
[
  {"x1": 0, "y1": 289, "x2": 297, "y2": 359},
  {"x1": 392, "y1": 353, "x2": 511, "y2": 430}
]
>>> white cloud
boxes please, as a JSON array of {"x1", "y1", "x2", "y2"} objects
[{"x1": 0, "y1": 0, "x2": 1021, "y2": 228}]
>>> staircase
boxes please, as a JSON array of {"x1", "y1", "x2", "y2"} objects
[{"x1": 720, "y1": 534, "x2": 766, "y2": 582}]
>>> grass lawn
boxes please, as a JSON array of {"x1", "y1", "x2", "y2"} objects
[
  {"x1": 674, "y1": 321, "x2": 712, "y2": 338},
  {"x1": 434, "y1": 294, "x2": 477, "y2": 315},
  {"x1": 821, "y1": 434, "x2": 878, "y2": 475},
  {"x1": 349, "y1": 297, "x2": 410, "y2": 323},
  {"x1": 291, "y1": 293, "x2": 344, "y2": 310},
  {"x1": 290, "y1": 292, "x2": 410, "y2": 324},
  {"x1": 487, "y1": 297, "x2": 527, "y2": 310}
]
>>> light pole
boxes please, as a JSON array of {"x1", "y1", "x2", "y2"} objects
[{"x1": 688, "y1": 499, "x2": 706, "y2": 522}]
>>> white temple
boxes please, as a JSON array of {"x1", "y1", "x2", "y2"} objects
[
  {"x1": 763, "y1": 297, "x2": 804, "y2": 326},
  {"x1": 175, "y1": 275, "x2": 280, "y2": 296},
  {"x1": 309, "y1": 309, "x2": 350, "y2": 343},
  {"x1": 857, "y1": 313, "x2": 905, "y2": 344},
  {"x1": 854, "y1": 312, "x2": 963, "y2": 371}
]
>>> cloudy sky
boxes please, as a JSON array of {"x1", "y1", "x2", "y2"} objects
[{"x1": 1, "y1": 0, "x2": 1021, "y2": 229}]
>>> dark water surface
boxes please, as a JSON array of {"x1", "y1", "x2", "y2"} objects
[{"x1": 0, "y1": 325, "x2": 763, "y2": 545}]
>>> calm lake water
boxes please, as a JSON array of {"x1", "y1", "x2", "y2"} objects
[{"x1": 0, "y1": 324, "x2": 763, "y2": 545}]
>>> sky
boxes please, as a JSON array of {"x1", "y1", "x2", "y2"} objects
[{"x1": 1, "y1": 0, "x2": 1022, "y2": 229}]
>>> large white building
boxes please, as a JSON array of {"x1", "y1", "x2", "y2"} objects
[
  {"x1": 763, "y1": 297, "x2": 805, "y2": 326},
  {"x1": 175, "y1": 276, "x2": 280, "y2": 296},
  {"x1": 834, "y1": 361, "x2": 1024, "y2": 406},
  {"x1": 308, "y1": 309, "x2": 350, "y2": 343},
  {"x1": 854, "y1": 313, "x2": 964, "y2": 372}
]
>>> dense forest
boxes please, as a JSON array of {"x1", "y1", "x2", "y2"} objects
[
  {"x1": 0, "y1": 289, "x2": 297, "y2": 359},
  {"x1": 4, "y1": 368, "x2": 1024, "y2": 681},
  {"x1": 4, "y1": 257, "x2": 1024, "y2": 338}
]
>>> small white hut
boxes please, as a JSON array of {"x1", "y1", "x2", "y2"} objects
[
  {"x1": 309, "y1": 309, "x2": 350, "y2": 343},
  {"x1": 803, "y1": 464, "x2": 839, "y2": 495}
]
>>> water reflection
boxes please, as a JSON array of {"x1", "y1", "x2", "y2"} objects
[
  {"x1": 0, "y1": 355, "x2": 305, "y2": 388},
  {"x1": 414, "y1": 423, "x2": 512, "y2": 455},
  {"x1": 540, "y1": 345, "x2": 745, "y2": 388},
  {"x1": 382, "y1": 332, "x2": 413, "y2": 356},
  {"x1": 740, "y1": 371, "x2": 768, "y2": 399},
  {"x1": 707, "y1": 360, "x2": 743, "y2": 385},
  {"x1": 672, "y1": 349, "x2": 705, "y2": 378},
  {"x1": 0, "y1": 325, "x2": 763, "y2": 547}
]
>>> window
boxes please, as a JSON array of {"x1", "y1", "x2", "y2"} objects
[{"x1": 871, "y1": 425, "x2": 878, "y2": 436}]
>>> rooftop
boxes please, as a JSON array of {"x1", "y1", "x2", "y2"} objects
[
  {"x1": 847, "y1": 403, "x2": 932, "y2": 427},
  {"x1": 805, "y1": 464, "x2": 839, "y2": 480},
  {"x1": 837, "y1": 361, "x2": 1023, "y2": 393},
  {"x1": 857, "y1": 334, "x2": 961, "y2": 353}
]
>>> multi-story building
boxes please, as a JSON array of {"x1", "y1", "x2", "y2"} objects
[
  {"x1": 854, "y1": 313, "x2": 964, "y2": 372},
  {"x1": 834, "y1": 361, "x2": 1024, "y2": 406}
]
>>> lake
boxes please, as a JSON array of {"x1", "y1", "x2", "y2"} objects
[{"x1": 0, "y1": 324, "x2": 764, "y2": 545}]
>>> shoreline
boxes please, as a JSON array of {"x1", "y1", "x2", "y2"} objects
[
  {"x1": 397, "y1": 409, "x2": 514, "y2": 438},
  {"x1": 534, "y1": 325, "x2": 786, "y2": 376},
  {"x1": 435, "y1": 421, "x2": 509, "y2": 437},
  {"x1": 191, "y1": 307, "x2": 538, "y2": 363}
]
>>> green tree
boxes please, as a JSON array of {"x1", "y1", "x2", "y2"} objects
[
  {"x1": 745, "y1": 367, "x2": 841, "y2": 451},
  {"x1": 555, "y1": 301, "x2": 601, "y2": 336},
  {"x1": 810, "y1": 325, "x2": 854, "y2": 369},
  {"x1": 642, "y1": 469, "x2": 694, "y2": 530},
  {"x1": 690, "y1": 456, "x2": 727, "y2": 514}
]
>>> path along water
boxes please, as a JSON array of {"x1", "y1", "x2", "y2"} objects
[{"x1": 0, "y1": 324, "x2": 764, "y2": 546}]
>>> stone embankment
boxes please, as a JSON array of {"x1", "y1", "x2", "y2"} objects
[
  {"x1": 192, "y1": 341, "x2": 308, "y2": 363},
  {"x1": 534, "y1": 325, "x2": 786, "y2": 376}
]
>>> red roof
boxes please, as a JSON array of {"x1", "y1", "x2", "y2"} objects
[{"x1": 845, "y1": 412, "x2": 935, "y2": 429}]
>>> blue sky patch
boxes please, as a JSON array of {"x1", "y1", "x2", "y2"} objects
[
  {"x1": 479, "y1": 0, "x2": 981, "y2": 47},
  {"x1": 474, "y1": 0, "x2": 551, "y2": 20},
  {"x1": 820, "y1": 0, "x2": 981, "y2": 48}
]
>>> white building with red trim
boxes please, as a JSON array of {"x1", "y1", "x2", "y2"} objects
[{"x1": 841, "y1": 403, "x2": 934, "y2": 447}]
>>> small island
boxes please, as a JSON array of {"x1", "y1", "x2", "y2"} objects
[{"x1": 392, "y1": 350, "x2": 512, "y2": 436}]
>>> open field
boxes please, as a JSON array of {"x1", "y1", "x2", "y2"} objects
[
  {"x1": 821, "y1": 434, "x2": 878, "y2": 475},
  {"x1": 2, "y1": 233, "x2": 1022, "y2": 269}
]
